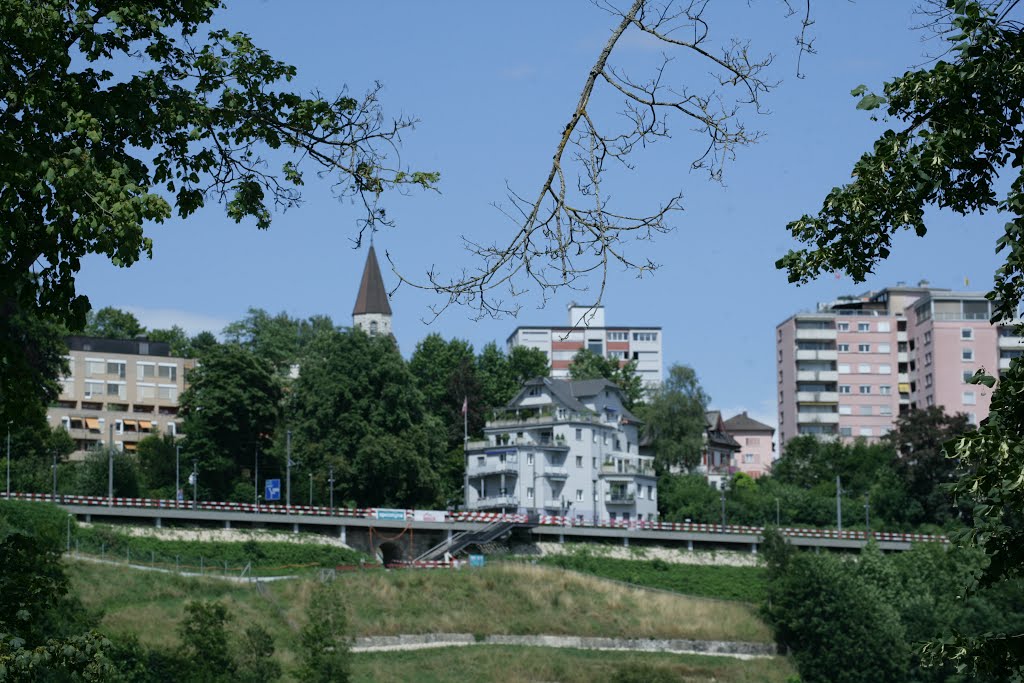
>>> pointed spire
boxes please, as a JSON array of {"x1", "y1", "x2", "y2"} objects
[{"x1": 352, "y1": 245, "x2": 392, "y2": 316}]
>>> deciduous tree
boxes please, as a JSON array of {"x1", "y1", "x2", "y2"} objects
[
  {"x1": 569, "y1": 348, "x2": 644, "y2": 409},
  {"x1": 638, "y1": 364, "x2": 708, "y2": 472},
  {"x1": 82, "y1": 307, "x2": 145, "y2": 339}
]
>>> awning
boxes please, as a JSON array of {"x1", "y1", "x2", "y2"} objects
[
  {"x1": 898, "y1": 383, "x2": 911, "y2": 393},
  {"x1": 84, "y1": 417, "x2": 100, "y2": 430},
  {"x1": 138, "y1": 420, "x2": 152, "y2": 430},
  {"x1": 123, "y1": 419, "x2": 138, "y2": 429}
]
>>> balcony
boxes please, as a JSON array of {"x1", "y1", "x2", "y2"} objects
[
  {"x1": 605, "y1": 492, "x2": 636, "y2": 504},
  {"x1": 897, "y1": 352, "x2": 908, "y2": 363},
  {"x1": 795, "y1": 328, "x2": 836, "y2": 341},
  {"x1": 543, "y1": 467, "x2": 569, "y2": 478},
  {"x1": 474, "y1": 494, "x2": 518, "y2": 508},
  {"x1": 796, "y1": 350, "x2": 837, "y2": 361},
  {"x1": 468, "y1": 462, "x2": 519, "y2": 476},
  {"x1": 599, "y1": 459, "x2": 655, "y2": 477},
  {"x1": 797, "y1": 370, "x2": 838, "y2": 382},
  {"x1": 1000, "y1": 357, "x2": 1013, "y2": 370},
  {"x1": 999, "y1": 335, "x2": 1024, "y2": 349},
  {"x1": 796, "y1": 391, "x2": 838, "y2": 403},
  {"x1": 796, "y1": 412, "x2": 839, "y2": 424},
  {"x1": 897, "y1": 331, "x2": 908, "y2": 342}
]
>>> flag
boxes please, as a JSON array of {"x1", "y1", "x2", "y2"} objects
[{"x1": 461, "y1": 396, "x2": 468, "y2": 416}]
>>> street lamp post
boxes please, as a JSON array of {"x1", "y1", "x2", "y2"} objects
[
  {"x1": 51, "y1": 451, "x2": 58, "y2": 502},
  {"x1": 328, "y1": 465, "x2": 334, "y2": 513},
  {"x1": 836, "y1": 475, "x2": 843, "y2": 533},
  {"x1": 107, "y1": 423, "x2": 114, "y2": 507},
  {"x1": 286, "y1": 430, "x2": 292, "y2": 509},
  {"x1": 190, "y1": 462, "x2": 198, "y2": 510},
  {"x1": 175, "y1": 444, "x2": 180, "y2": 509}
]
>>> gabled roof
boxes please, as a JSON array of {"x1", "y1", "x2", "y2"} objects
[
  {"x1": 510, "y1": 377, "x2": 641, "y2": 422},
  {"x1": 723, "y1": 411, "x2": 775, "y2": 434},
  {"x1": 352, "y1": 245, "x2": 392, "y2": 316}
]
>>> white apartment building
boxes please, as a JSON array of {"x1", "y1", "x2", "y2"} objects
[
  {"x1": 776, "y1": 284, "x2": 1024, "y2": 451},
  {"x1": 49, "y1": 336, "x2": 195, "y2": 458},
  {"x1": 464, "y1": 377, "x2": 658, "y2": 523},
  {"x1": 506, "y1": 304, "x2": 663, "y2": 388}
]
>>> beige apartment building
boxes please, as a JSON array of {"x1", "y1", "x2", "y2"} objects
[
  {"x1": 776, "y1": 284, "x2": 1024, "y2": 451},
  {"x1": 50, "y1": 336, "x2": 195, "y2": 458}
]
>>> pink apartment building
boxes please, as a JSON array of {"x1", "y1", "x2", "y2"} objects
[
  {"x1": 722, "y1": 412, "x2": 776, "y2": 478},
  {"x1": 777, "y1": 284, "x2": 1023, "y2": 451}
]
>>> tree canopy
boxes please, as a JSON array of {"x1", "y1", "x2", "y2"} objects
[
  {"x1": 1, "y1": 0, "x2": 437, "y2": 333},
  {"x1": 569, "y1": 348, "x2": 644, "y2": 409},
  {"x1": 638, "y1": 364, "x2": 709, "y2": 472}
]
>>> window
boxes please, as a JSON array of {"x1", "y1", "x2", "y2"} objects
[
  {"x1": 839, "y1": 405, "x2": 852, "y2": 415},
  {"x1": 967, "y1": 412, "x2": 978, "y2": 425},
  {"x1": 859, "y1": 405, "x2": 872, "y2": 416},
  {"x1": 879, "y1": 385, "x2": 892, "y2": 395},
  {"x1": 838, "y1": 343, "x2": 850, "y2": 352},
  {"x1": 527, "y1": 487, "x2": 534, "y2": 498},
  {"x1": 837, "y1": 322, "x2": 850, "y2": 331},
  {"x1": 858, "y1": 344, "x2": 871, "y2": 353},
  {"x1": 157, "y1": 385, "x2": 177, "y2": 401},
  {"x1": 859, "y1": 427, "x2": 873, "y2": 437},
  {"x1": 858, "y1": 322, "x2": 870, "y2": 332},
  {"x1": 878, "y1": 343, "x2": 891, "y2": 353},
  {"x1": 632, "y1": 332, "x2": 657, "y2": 342},
  {"x1": 879, "y1": 405, "x2": 893, "y2": 416},
  {"x1": 137, "y1": 362, "x2": 156, "y2": 378},
  {"x1": 85, "y1": 359, "x2": 105, "y2": 376},
  {"x1": 963, "y1": 370, "x2": 974, "y2": 383},
  {"x1": 587, "y1": 341, "x2": 603, "y2": 355},
  {"x1": 857, "y1": 363, "x2": 870, "y2": 373},
  {"x1": 878, "y1": 364, "x2": 891, "y2": 374},
  {"x1": 106, "y1": 361, "x2": 126, "y2": 378},
  {"x1": 368, "y1": 320, "x2": 378, "y2": 335},
  {"x1": 115, "y1": 419, "x2": 124, "y2": 435},
  {"x1": 83, "y1": 380, "x2": 104, "y2": 398},
  {"x1": 961, "y1": 328, "x2": 974, "y2": 340},
  {"x1": 157, "y1": 364, "x2": 177, "y2": 381},
  {"x1": 592, "y1": 457, "x2": 597, "y2": 469},
  {"x1": 576, "y1": 489, "x2": 584, "y2": 502},
  {"x1": 926, "y1": 395, "x2": 935, "y2": 407},
  {"x1": 962, "y1": 348, "x2": 974, "y2": 361},
  {"x1": 607, "y1": 350, "x2": 627, "y2": 360},
  {"x1": 608, "y1": 331, "x2": 628, "y2": 341},
  {"x1": 963, "y1": 391, "x2": 977, "y2": 405},
  {"x1": 839, "y1": 384, "x2": 852, "y2": 394},
  {"x1": 576, "y1": 455, "x2": 583, "y2": 468},
  {"x1": 575, "y1": 428, "x2": 583, "y2": 441},
  {"x1": 744, "y1": 453, "x2": 755, "y2": 464},
  {"x1": 877, "y1": 322, "x2": 891, "y2": 332},
  {"x1": 925, "y1": 373, "x2": 933, "y2": 388},
  {"x1": 924, "y1": 331, "x2": 932, "y2": 345},
  {"x1": 925, "y1": 352, "x2": 933, "y2": 366},
  {"x1": 859, "y1": 385, "x2": 871, "y2": 394},
  {"x1": 839, "y1": 426, "x2": 853, "y2": 437},
  {"x1": 838, "y1": 364, "x2": 851, "y2": 374},
  {"x1": 637, "y1": 487, "x2": 645, "y2": 499},
  {"x1": 106, "y1": 382, "x2": 127, "y2": 400},
  {"x1": 526, "y1": 453, "x2": 534, "y2": 465}
]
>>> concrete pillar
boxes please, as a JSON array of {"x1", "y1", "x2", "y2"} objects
[
  {"x1": 623, "y1": 536, "x2": 629, "y2": 548},
  {"x1": 751, "y1": 543, "x2": 758, "y2": 554},
  {"x1": 85, "y1": 513, "x2": 92, "y2": 523},
  {"x1": 155, "y1": 517, "x2": 162, "y2": 529},
  {"x1": 559, "y1": 533, "x2": 564, "y2": 544},
  {"x1": 339, "y1": 525, "x2": 347, "y2": 543},
  {"x1": 447, "y1": 528, "x2": 453, "y2": 543},
  {"x1": 293, "y1": 523, "x2": 299, "y2": 534},
  {"x1": 224, "y1": 520, "x2": 231, "y2": 529},
  {"x1": 687, "y1": 539, "x2": 693, "y2": 551}
]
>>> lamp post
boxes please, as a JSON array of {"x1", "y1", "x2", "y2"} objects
[
  {"x1": 775, "y1": 497, "x2": 780, "y2": 526},
  {"x1": 328, "y1": 465, "x2": 334, "y2": 513},
  {"x1": 254, "y1": 446, "x2": 259, "y2": 510},
  {"x1": 175, "y1": 444, "x2": 181, "y2": 509},
  {"x1": 286, "y1": 430, "x2": 292, "y2": 509},
  {"x1": 189, "y1": 462, "x2": 198, "y2": 510},
  {"x1": 308, "y1": 472, "x2": 313, "y2": 507},
  {"x1": 720, "y1": 486, "x2": 726, "y2": 532},
  {"x1": 836, "y1": 475, "x2": 843, "y2": 533},
  {"x1": 52, "y1": 451, "x2": 58, "y2": 502},
  {"x1": 107, "y1": 423, "x2": 114, "y2": 507},
  {"x1": 864, "y1": 492, "x2": 871, "y2": 540}
]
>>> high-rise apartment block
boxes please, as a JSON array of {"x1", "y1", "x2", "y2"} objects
[
  {"x1": 49, "y1": 336, "x2": 195, "y2": 458},
  {"x1": 506, "y1": 305, "x2": 663, "y2": 388},
  {"x1": 776, "y1": 284, "x2": 1023, "y2": 450}
]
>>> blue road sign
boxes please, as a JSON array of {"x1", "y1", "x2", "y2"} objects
[{"x1": 265, "y1": 478, "x2": 281, "y2": 501}]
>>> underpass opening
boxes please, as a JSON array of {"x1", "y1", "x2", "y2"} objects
[{"x1": 378, "y1": 541, "x2": 405, "y2": 566}]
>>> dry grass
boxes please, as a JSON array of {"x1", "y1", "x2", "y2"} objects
[{"x1": 352, "y1": 646, "x2": 796, "y2": 683}]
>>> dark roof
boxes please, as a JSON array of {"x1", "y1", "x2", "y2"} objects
[
  {"x1": 352, "y1": 245, "x2": 392, "y2": 316},
  {"x1": 707, "y1": 429, "x2": 741, "y2": 450},
  {"x1": 66, "y1": 336, "x2": 171, "y2": 357},
  {"x1": 511, "y1": 377, "x2": 641, "y2": 422},
  {"x1": 723, "y1": 411, "x2": 775, "y2": 434}
]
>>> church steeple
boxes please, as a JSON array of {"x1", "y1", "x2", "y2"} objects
[{"x1": 352, "y1": 245, "x2": 393, "y2": 336}]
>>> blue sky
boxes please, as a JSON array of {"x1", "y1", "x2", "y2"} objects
[{"x1": 76, "y1": 1, "x2": 1005, "y2": 430}]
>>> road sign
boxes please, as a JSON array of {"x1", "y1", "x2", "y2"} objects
[
  {"x1": 265, "y1": 478, "x2": 281, "y2": 501},
  {"x1": 375, "y1": 508, "x2": 407, "y2": 521}
]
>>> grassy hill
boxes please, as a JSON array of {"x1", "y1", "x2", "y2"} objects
[{"x1": 68, "y1": 558, "x2": 791, "y2": 681}]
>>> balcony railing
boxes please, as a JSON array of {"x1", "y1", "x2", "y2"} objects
[
  {"x1": 473, "y1": 495, "x2": 518, "y2": 508},
  {"x1": 543, "y1": 467, "x2": 569, "y2": 478},
  {"x1": 605, "y1": 492, "x2": 635, "y2": 503},
  {"x1": 468, "y1": 462, "x2": 519, "y2": 476},
  {"x1": 599, "y1": 459, "x2": 655, "y2": 477}
]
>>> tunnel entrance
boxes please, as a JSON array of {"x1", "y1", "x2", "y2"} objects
[{"x1": 379, "y1": 541, "x2": 405, "y2": 566}]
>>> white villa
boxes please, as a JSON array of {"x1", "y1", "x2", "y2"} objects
[{"x1": 464, "y1": 377, "x2": 657, "y2": 523}]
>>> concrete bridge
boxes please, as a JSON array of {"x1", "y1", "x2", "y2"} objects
[{"x1": 2, "y1": 492, "x2": 946, "y2": 561}]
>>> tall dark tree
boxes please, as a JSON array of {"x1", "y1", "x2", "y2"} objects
[
  {"x1": 179, "y1": 344, "x2": 281, "y2": 500},
  {"x1": 0, "y1": 298, "x2": 68, "y2": 429},
  {"x1": 223, "y1": 309, "x2": 337, "y2": 376},
  {"x1": 569, "y1": 348, "x2": 644, "y2": 409},
  {"x1": 884, "y1": 407, "x2": 971, "y2": 526},
  {"x1": 476, "y1": 342, "x2": 550, "y2": 410},
  {"x1": 148, "y1": 325, "x2": 192, "y2": 357},
  {"x1": 409, "y1": 334, "x2": 484, "y2": 445},
  {"x1": 82, "y1": 307, "x2": 145, "y2": 339},
  {"x1": 286, "y1": 328, "x2": 444, "y2": 508},
  {"x1": 638, "y1": 364, "x2": 709, "y2": 472}
]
